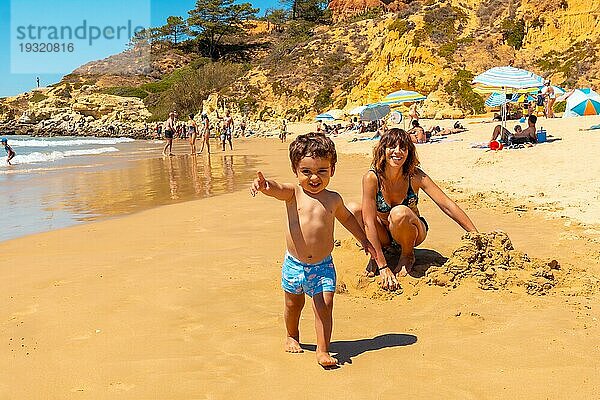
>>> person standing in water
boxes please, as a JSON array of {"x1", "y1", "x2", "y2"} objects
[
  {"x1": 163, "y1": 111, "x2": 176, "y2": 156},
  {"x1": 187, "y1": 114, "x2": 199, "y2": 155},
  {"x1": 199, "y1": 113, "x2": 211, "y2": 154},
  {"x1": 221, "y1": 110, "x2": 234, "y2": 151},
  {"x1": 1, "y1": 138, "x2": 15, "y2": 165}
]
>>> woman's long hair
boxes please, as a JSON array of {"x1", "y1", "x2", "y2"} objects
[{"x1": 371, "y1": 128, "x2": 419, "y2": 181}]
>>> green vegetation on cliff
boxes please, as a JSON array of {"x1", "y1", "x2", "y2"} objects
[{"x1": 444, "y1": 70, "x2": 485, "y2": 114}]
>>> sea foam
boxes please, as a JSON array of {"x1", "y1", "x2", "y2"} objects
[
  {"x1": 9, "y1": 137, "x2": 134, "y2": 147},
  {"x1": 11, "y1": 147, "x2": 119, "y2": 164}
]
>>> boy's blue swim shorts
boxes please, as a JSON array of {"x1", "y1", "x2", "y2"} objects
[{"x1": 281, "y1": 252, "x2": 336, "y2": 297}]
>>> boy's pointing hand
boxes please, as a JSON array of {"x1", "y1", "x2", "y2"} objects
[{"x1": 251, "y1": 171, "x2": 269, "y2": 197}]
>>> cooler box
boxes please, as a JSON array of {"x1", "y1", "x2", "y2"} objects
[{"x1": 537, "y1": 129, "x2": 547, "y2": 143}]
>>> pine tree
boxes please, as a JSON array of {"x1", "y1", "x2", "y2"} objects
[{"x1": 187, "y1": 0, "x2": 258, "y2": 58}]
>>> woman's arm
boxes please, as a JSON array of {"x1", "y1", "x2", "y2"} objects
[
  {"x1": 361, "y1": 173, "x2": 386, "y2": 267},
  {"x1": 418, "y1": 171, "x2": 478, "y2": 232},
  {"x1": 362, "y1": 173, "x2": 400, "y2": 290}
]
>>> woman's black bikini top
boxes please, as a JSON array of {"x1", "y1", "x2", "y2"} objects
[{"x1": 370, "y1": 168, "x2": 419, "y2": 214}]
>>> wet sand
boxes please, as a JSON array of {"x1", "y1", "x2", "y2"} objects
[{"x1": 1, "y1": 129, "x2": 600, "y2": 399}]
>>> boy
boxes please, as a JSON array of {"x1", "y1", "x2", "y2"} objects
[
  {"x1": 1, "y1": 138, "x2": 15, "y2": 165},
  {"x1": 251, "y1": 132, "x2": 375, "y2": 367}
]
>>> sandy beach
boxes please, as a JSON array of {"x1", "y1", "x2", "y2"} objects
[{"x1": 2, "y1": 116, "x2": 600, "y2": 399}]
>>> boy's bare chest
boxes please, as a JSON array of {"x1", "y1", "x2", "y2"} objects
[{"x1": 291, "y1": 195, "x2": 335, "y2": 221}]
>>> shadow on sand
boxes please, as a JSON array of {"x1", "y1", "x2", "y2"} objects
[
  {"x1": 301, "y1": 333, "x2": 417, "y2": 366},
  {"x1": 378, "y1": 247, "x2": 448, "y2": 278}
]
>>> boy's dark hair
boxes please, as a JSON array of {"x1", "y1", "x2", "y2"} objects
[
  {"x1": 528, "y1": 114, "x2": 537, "y2": 125},
  {"x1": 289, "y1": 132, "x2": 337, "y2": 172}
]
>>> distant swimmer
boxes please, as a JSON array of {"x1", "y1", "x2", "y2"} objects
[{"x1": 1, "y1": 138, "x2": 15, "y2": 165}]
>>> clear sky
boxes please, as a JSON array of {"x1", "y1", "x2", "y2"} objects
[{"x1": 0, "y1": 0, "x2": 279, "y2": 98}]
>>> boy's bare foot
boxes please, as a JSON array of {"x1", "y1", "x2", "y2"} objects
[
  {"x1": 316, "y1": 350, "x2": 338, "y2": 367},
  {"x1": 284, "y1": 336, "x2": 303, "y2": 353},
  {"x1": 396, "y1": 254, "x2": 415, "y2": 277}
]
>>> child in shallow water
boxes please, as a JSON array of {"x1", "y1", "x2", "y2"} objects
[
  {"x1": 1, "y1": 138, "x2": 15, "y2": 165},
  {"x1": 251, "y1": 132, "x2": 375, "y2": 367}
]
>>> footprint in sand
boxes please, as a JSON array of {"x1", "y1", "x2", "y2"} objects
[
  {"x1": 108, "y1": 382, "x2": 136, "y2": 392},
  {"x1": 10, "y1": 303, "x2": 39, "y2": 318}
]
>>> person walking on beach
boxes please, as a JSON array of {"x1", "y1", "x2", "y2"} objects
[
  {"x1": 279, "y1": 118, "x2": 287, "y2": 142},
  {"x1": 187, "y1": 114, "x2": 199, "y2": 155},
  {"x1": 163, "y1": 112, "x2": 176, "y2": 156},
  {"x1": 251, "y1": 132, "x2": 375, "y2": 367},
  {"x1": 408, "y1": 103, "x2": 420, "y2": 126},
  {"x1": 239, "y1": 119, "x2": 247, "y2": 137},
  {"x1": 221, "y1": 110, "x2": 234, "y2": 151},
  {"x1": 348, "y1": 128, "x2": 477, "y2": 290},
  {"x1": 2, "y1": 138, "x2": 15, "y2": 165},
  {"x1": 543, "y1": 81, "x2": 556, "y2": 118},
  {"x1": 199, "y1": 113, "x2": 211, "y2": 154}
]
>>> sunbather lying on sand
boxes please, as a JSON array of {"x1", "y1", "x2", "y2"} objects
[
  {"x1": 427, "y1": 125, "x2": 468, "y2": 137},
  {"x1": 579, "y1": 124, "x2": 600, "y2": 131}
]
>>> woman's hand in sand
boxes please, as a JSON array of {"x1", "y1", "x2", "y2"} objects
[
  {"x1": 379, "y1": 266, "x2": 400, "y2": 291},
  {"x1": 251, "y1": 171, "x2": 269, "y2": 197}
]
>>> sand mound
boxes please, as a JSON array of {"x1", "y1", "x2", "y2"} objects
[
  {"x1": 335, "y1": 231, "x2": 570, "y2": 298},
  {"x1": 425, "y1": 231, "x2": 560, "y2": 295}
]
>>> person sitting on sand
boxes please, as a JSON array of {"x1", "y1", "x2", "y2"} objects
[
  {"x1": 2, "y1": 138, "x2": 16, "y2": 165},
  {"x1": 348, "y1": 128, "x2": 478, "y2": 291},
  {"x1": 491, "y1": 115, "x2": 538, "y2": 144},
  {"x1": 251, "y1": 132, "x2": 375, "y2": 367},
  {"x1": 408, "y1": 119, "x2": 427, "y2": 143}
]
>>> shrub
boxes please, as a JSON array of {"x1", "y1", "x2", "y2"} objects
[
  {"x1": 30, "y1": 92, "x2": 48, "y2": 103},
  {"x1": 444, "y1": 69, "x2": 485, "y2": 114},
  {"x1": 146, "y1": 61, "x2": 248, "y2": 120},
  {"x1": 388, "y1": 18, "x2": 415, "y2": 36},
  {"x1": 347, "y1": 7, "x2": 384, "y2": 23},
  {"x1": 237, "y1": 96, "x2": 259, "y2": 114},
  {"x1": 500, "y1": 18, "x2": 525, "y2": 50},
  {"x1": 103, "y1": 86, "x2": 148, "y2": 98},
  {"x1": 437, "y1": 41, "x2": 457, "y2": 59},
  {"x1": 423, "y1": 5, "x2": 467, "y2": 44},
  {"x1": 313, "y1": 87, "x2": 333, "y2": 112}
]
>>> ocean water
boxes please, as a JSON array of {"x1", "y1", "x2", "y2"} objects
[{"x1": 0, "y1": 135, "x2": 259, "y2": 242}]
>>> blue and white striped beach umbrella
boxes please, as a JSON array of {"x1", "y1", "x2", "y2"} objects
[
  {"x1": 315, "y1": 113, "x2": 335, "y2": 121},
  {"x1": 485, "y1": 92, "x2": 512, "y2": 107},
  {"x1": 472, "y1": 66, "x2": 545, "y2": 94},
  {"x1": 380, "y1": 90, "x2": 426, "y2": 105}
]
